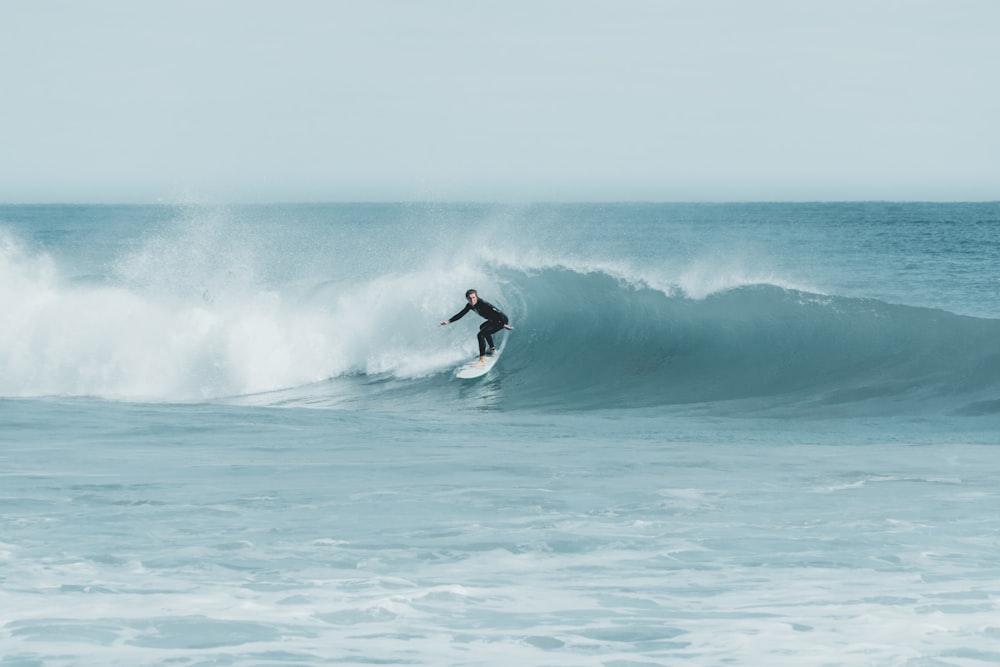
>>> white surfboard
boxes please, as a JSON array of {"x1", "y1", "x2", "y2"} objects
[{"x1": 454, "y1": 345, "x2": 504, "y2": 379}]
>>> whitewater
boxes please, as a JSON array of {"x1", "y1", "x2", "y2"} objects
[{"x1": 2, "y1": 202, "x2": 999, "y2": 666}]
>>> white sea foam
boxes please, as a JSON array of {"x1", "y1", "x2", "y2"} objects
[
  {"x1": 0, "y1": 226, "x2": 503, "y2": 400},
  {"x1": 3, "y1": 408, "x2": 999, "y2": 666}
]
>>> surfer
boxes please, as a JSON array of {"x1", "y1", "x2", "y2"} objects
[{"x1": 440, "y1": 289, "x2": 513, "y2": 364}]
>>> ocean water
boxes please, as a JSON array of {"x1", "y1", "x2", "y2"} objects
[{"x1": 1, "y1": 202, "x2": 999, "y2": 666}]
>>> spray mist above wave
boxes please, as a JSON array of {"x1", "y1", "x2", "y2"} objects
[{"x1": 0, "y1": 232, "x2": 330, "y2": 400}]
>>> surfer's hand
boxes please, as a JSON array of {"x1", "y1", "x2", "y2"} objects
[
  {"x1": 503, "y1": 324, "x2": 513, "y2": 330},
  {"x1": 440, "y1": 321, "x2": 449, "y2": 326}
]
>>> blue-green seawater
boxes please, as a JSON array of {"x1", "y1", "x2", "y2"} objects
[{"x1": 2, "y1": 202, "x2": 999, "y2": 665}]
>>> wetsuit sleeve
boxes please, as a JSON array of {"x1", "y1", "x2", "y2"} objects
[{"x1": 448, "y1": 303, "x2": 472, "y2": 322}]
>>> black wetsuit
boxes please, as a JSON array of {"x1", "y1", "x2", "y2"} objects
[{"x1": 448, "y1": 299, "x2": 509, "y2": 356}]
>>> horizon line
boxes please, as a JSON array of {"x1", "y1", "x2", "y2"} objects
[{"x1": 2, "y1": 199, "x2": 998, "y2": 207}]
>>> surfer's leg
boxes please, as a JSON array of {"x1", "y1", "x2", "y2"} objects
[
  {"x1": 476, "y1": 324, "x2": 490, "y2": 356},
  {"x1": 478, "y1": 321, "x2": 502, "y2": 355}
]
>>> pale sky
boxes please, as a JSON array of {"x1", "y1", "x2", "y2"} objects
[{"x1": 1, "y1": 0, "x2": 998, "y2": 203}]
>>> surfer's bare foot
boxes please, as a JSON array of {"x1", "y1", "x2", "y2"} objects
[{"x1": 477, "y1": 356, "x2": 486, "y2": 364}]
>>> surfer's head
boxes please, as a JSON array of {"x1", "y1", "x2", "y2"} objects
[{"x1": 465, "y1": 289, "x2": 478, "y2": 304}]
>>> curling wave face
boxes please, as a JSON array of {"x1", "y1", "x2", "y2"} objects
[{"x1": 492, "y1": 268, "x2": 1000, "y2": 415}]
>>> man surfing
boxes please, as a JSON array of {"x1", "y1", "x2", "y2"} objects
[{"x1": 440, "y1": 289, "x2": 513, "y2": 364}]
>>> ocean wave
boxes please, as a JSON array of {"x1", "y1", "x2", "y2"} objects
[{"x1": 2, "y1": 228, "x2": 998, "y2": 416}]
